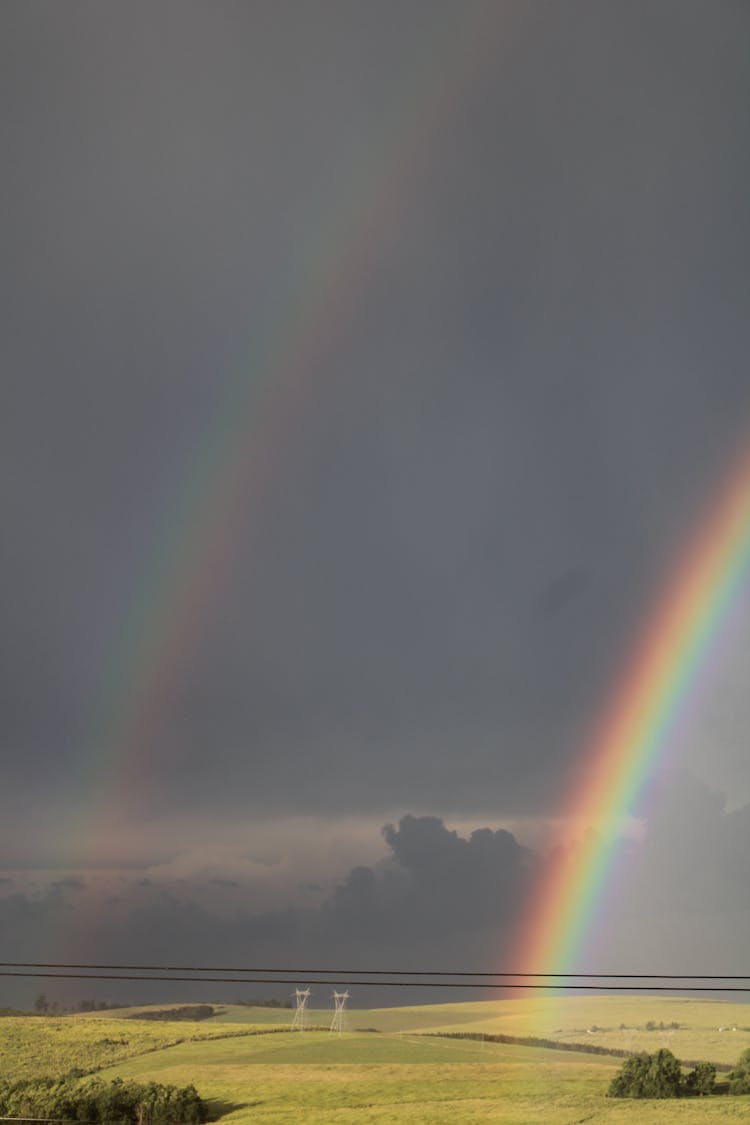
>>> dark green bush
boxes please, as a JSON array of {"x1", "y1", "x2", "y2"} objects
[
  {"x1": 608, "y1": 1049, "x2": 683, "y2": 1098},
  {"x1": 0, "y1": 1076, "x2": 207, "y2": 1123},
  {"x1": 609, "y1": 1050, "x2": 725, "y2": 1099}
]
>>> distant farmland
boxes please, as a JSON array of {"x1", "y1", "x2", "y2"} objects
[{"x1": 2, "y1": 995, "x2": 750, "y2": 1122}]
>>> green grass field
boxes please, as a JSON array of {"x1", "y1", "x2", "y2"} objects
[{"x1": 2, "y1": 996, "x2": 750, "y2": 1122}]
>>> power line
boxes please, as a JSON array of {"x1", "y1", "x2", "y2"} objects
[
  {"x1": 1, "y1": 971, "x2": 749, "y2": 992},
  {"x1": 1, "y1": 961, "x2": 748, "y2": 980}
]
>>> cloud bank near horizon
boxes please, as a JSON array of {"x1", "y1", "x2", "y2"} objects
[{"x1": 3, "y1": 777, "x2": 750, "y2": 1009}]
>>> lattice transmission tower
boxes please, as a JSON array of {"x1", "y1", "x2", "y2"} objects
[
  {"x1": 329, "y1": 989, "x2": 349, "y2": 1034},
  {"x1": 291, "y1": 988, "x2": 311, "y2": 1031}
]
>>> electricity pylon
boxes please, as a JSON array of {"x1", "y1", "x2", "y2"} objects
[
  {"x1": 291, "y1": 988, "x2": 311, "y2": 1031},
  {"x1": 329, "y1": 989, "x2": 349, "y2": 1034}
]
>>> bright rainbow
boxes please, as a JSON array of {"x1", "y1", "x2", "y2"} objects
[{"x1": 514, "y1": 438, "x2": 750, "y2": 975}]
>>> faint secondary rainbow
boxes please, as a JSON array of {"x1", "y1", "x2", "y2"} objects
[
  {"x1": 514, "y1": 437, "x2": 750, "y2": 976},
  {"x1": 54, "y1": 7, "x2": 517, "y2": 884}
]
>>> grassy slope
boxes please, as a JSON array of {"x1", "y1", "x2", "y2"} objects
[
  {"x1": 101, "y1": 1031, "x2": 749, "y2": 1124},
  {"x1": 0, "y1": 1015, "x2": 280, "y2": 1078}
]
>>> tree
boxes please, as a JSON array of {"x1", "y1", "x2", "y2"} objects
[
  {"x1": 33, "y1": 993, "x2": 49, "y2": 1014},
  {"x1": 728, "y1": 1047, "x2": 750, "y2": 1095},
  {"x1": 646, "y1": 1048, "x2": 684, "y2": 1097},
  {"x1": 684, "y1": 1061, "x2": 716, "y2": 1096},
  {"x1": 608, "y1": 1054, "x2": 651, "y2": 1098}
]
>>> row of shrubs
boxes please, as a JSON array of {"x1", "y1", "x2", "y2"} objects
[
  {"x1": 123, "y1": 1005, "x2": 216, "y2": 1022},
  {"x1": 423, "y1": 1029, "x2": 730, "y2": 1069},
  {"x1": 427, "y1": 1029, "x2": 639, "y2": 1058},
  {"x1": 609, "y1": 1046, "x2": 750, "y2": 1098},
  {"x1": 0, "y1": 1076, "x2": 208, "y2": 1123},
  {"x1": 234, "y1": 998, "x2": 293, "y2": 1009}
]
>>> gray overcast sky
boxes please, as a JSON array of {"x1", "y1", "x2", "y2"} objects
[{"x1": 2, "y1": 1, "x2": 750, "y2": 1002}]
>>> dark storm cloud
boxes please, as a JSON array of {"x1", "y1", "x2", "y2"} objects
[
  {"x1": 0, "y1": 815, "x2": 531, "y2": 1007},
  {"x1": 1, "y1": 0, "x2": 750, "y2": 855},
  {"x1": 322, "y1": 815, "x2": 530, "y2": 951}
]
